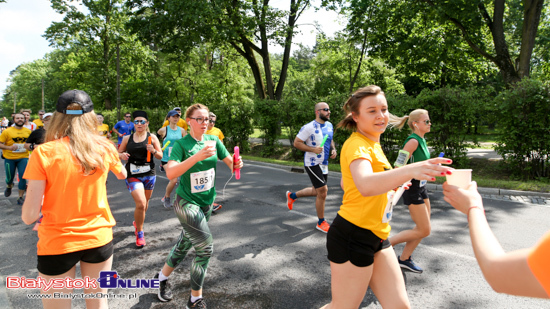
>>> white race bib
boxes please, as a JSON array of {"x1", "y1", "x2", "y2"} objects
[
  {"x1": 320, "y1": 164, "x2": 329, "y2": 175},
  {"x1": 419, "y1": 180, "x2": 427, "y2": 187},
  {"x1": 168, "y1": 146, "x2": 173, "y2": 157},
  {"x1": 382, "y1": 191, "x2": 395, "y2": 223},
  {"x1": 12, "y1": 143, "x2": 25, "y2": 153},
  {"x1": 190, "y1": 168, "x2": 215, "y2": 193},
  {"x1": 130, "y1": 163, "x2": 151, "y2": 175}
]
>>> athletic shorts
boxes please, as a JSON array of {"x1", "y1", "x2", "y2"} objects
[
  {"x1": 37, "y1": 241, "x2": 113, "y2": 276},
  {"x1": 125, "y1": 175, "x2": 156, "y2": 192},
  {"x1": 402, "y1": 179, "x2": 429, "y2": 205},
  {"x1": 327, "y1": 214, "x2": 391, "y2": 267},
  {"x1": 304, "y1": 164, "x2": 328, "y2": 189}
]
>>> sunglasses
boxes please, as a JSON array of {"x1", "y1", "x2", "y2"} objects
[
  {"x1": 125, "y1": 115, "x2": 131, "y2": 118},
  {"x1": 423, "y1": 120, "x2": 431, "y2": 125},
  {"x1": 317, "y1": 108, "x2": 330, "y2": 112},
  {"x1": 209, "y1": 120, "x2": 216, "y2": 124},
  {"x1": 134, "y1": 120, "x2": 147, "y2": 125},
  {"x1": 190, "y1": 117, "x2": 210, "y2": 124}
]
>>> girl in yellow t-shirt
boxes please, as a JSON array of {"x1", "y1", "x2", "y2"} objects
[{"x1": 320, "y1": 85, "x2": 452, "y2": 309}]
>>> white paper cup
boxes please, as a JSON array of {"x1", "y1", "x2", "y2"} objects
[
  {"x1": 204, "y1": 140, "x2": 216, "y2": 148},
  {"x1": 446, "y1": 169, "x2": 472, "y2": 189}
]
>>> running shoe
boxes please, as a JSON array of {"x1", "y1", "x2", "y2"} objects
[
  {"x1": 4, "y1": 186, "x2": 12, "y2": 197},
  {"x1": 316, "y1": 220, "x2": 330, "y2": 233},
  {"x1": 136, "y1": 231, "x2": 146, "y2": 248},
  {"x1": 154, "y1": 273, "x2": 173, "y2": 302},
  {"x1": 186, "y1": 297, "x2": 207, "y2": 309},
  {"x1": 17, "y1": 197, "x2": 24, "y2": 206},
  {"x1": 159, "y1": 165, "x2": 165, "y2": 172},
  {"x1": 286, "y1": 191, "x2": 295, "y2": 210},
  {"x1": 212, "y1": 203, "x2": 222, "y2": 212},
  {"x1": 398, "y1": 256, "x2": 423, "y2": 274},
  {"x1": 133, "y1": 221, "x2": 146, "y2": 248},
  {"x1": 162, "y1": 196, "x2": 172, "y2": 209}
]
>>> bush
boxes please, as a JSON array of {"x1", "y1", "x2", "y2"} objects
[
  {"x1": 495, "y1": 78, "x2": 550, "y2": 179},
  {"x1": 253, "y1": 99, "x2": 283, "y2": 157}
]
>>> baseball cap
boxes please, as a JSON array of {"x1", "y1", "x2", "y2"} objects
[
  {"x1": 167, "y1": 110, "x2": 179, "y2": 118},
  {"x1": 43, "y1": 112, "x2": 53, "y2": 119},
  {"x1": 56, "y1": 90, "x2": 94, "y2": 115},
  {"x1": 173, "y1": 107, "x2": 181, "y2": 111}
]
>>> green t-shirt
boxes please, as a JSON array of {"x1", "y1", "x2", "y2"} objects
[
  {"x1": 170, "y1": 134, "x2": 230, "y2": 206},
  {"x1": 403, "y1": 133, "x2": 430, "y2": 163}
]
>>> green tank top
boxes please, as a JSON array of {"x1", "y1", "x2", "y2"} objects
[{"x1": 402, "y1": 133, "x2": 430, "y2": 163}]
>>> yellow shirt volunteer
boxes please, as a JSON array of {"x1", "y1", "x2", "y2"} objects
[
  {"x1": 339, "y1": 132, "x2": 393, "y2": 239},
  {"x1": 206, "y1": 127, "x2": 224, "y2": 141},
  {"x1": 33, "y1": 118, "x2": 44, "y2": 129},
  {"x1": 0, "y1": 127, "x2": 31, "y2": 160},
  {"x1": 97, "y1": 123, "x2": 110, "y2": 138},
  {"x1": 162, "y1": 118, "x2": 188, "y2": 131}
]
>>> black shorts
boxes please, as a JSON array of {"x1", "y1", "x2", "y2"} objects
[
  {"x1": 37, "y1": 241, "x2": 113, "y2": 276},
  {"x1": 327, "y1": 214, "x2": 391, "y2": 267},
  {"x1": 402, "y1": 179, "x2": 429, "y2": 205},
  {"x1": 304, "y1": 165, "x2": 328, "y2": 189}
]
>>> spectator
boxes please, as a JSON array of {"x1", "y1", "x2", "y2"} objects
[
  {"x1": 0, "y1": 113, "x2": 31, "y2": 205},
  {"x1": 33, "y1": 110, "x2": 45, "y2": 129}
]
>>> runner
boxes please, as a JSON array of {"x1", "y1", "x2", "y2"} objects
[
  {"x1": 286, "y1": 102, "x2": 337, "y2": 233},
  {"x1": 206, "y1": 112, "x2": 225, "y2": 213},
  {"x1": 21, "y1": 89, "x2": 127, "y2": 309},
  {"x1": 113, "y1": 112, "x2": 135, "y2": 148},
  {"x1": 118, "y1": 110, "x2": 163, "y2": 248},
  {"x1": 157, "y1": 110, "x2": 186, "y2": 208},
  {"x1": 161, "y1": 107, "x2": 189, "y2": 131},
  {"x1": 33, "y1": 110, "x2": 45, "y2": 129},
  {"x1": 320, "y1": 85, "x2": 451, "y2": 309},
  {"x1": 16, "y1": 109, "x2": 37, "y2": 131},
  {"x1": 154, "y1": 103, "x2": 242, "y2": 308},
  {"x1": 388, "y1": 109, "x2": 433, "y2": 273},
  {"x1": 0, "y1": 113, "x2": 31, "y2": 205},
  {"x1": 96, "y1": 113, "x2": 111, "y2": 139}
]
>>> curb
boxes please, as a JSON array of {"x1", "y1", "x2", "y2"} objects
[{"x1": 245, "y1": 159, "x2": 550, "y2": 198}]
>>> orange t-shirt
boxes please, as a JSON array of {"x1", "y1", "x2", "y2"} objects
[
  {"x1": 527, "y1": 231, "x2": 550, "y2": 296},
  {"x1": 23, "y1": 136, "x2": 124, "y2": 255}
]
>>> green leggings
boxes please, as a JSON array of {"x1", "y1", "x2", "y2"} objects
[{"x1": 166, "y1": 195, "x2": 213, "y2": 291}]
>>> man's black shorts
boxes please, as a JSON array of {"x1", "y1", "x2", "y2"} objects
[{"x1": 305, "y1": 164, "x2": 328, "y2": 189}]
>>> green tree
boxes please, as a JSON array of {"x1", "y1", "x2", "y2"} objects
[
  {"x1": 127, "y1": 0, "x2": 312, "y2": 101},
  {"x1": 45, "y1": 0, "x2": 152, "y2": 110},
  {"x1": 2, "y1": 60, "x2": 51, "y2": 114}
]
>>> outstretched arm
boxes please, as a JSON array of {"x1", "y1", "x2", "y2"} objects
[{"x1": 443, "y1": 182, "x2": 548, "y2": 298}]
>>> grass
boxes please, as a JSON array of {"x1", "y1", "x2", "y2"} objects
[{"x1": 243, "y1": 144, "x2": 550, "y2": 193}]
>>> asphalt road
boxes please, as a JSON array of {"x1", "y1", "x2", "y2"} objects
[{"x1": 1, "y1": 159, "x2": 549, "y2": 308}]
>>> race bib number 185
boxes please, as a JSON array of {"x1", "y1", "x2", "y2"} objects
[{"x1": 190, "y1": 168, "x2": 215, "y2": 193}]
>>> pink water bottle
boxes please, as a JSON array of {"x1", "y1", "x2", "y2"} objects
[{"x1": 234, "y1": 146, "x2": 241, "y2": 179}]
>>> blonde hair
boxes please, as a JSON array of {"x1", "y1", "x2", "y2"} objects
[
  {"x1": 388, "y1": 109, "x2": 429, "y2": 131},
  {"x1": 46, "y1": 103, "x2": 114, "y2": 175},
  {"x1": 337, "y1": 85, "x2": 385, "y2": 131},
  {"x1": 185, "y1": 103, "x2": 209, "y2": 118}
]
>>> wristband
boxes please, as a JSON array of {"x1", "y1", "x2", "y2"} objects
[{"x1": 467, "y1": 206, "x2": 485, "y2": 221}]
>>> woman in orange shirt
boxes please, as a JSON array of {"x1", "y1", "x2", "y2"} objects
[{"x1": 22, "y1": 90, "x2": 127, "y2": 309}]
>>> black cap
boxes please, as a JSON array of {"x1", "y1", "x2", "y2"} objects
[
  {"x1": 56, "y1": 90, "x2": 94, "y2": 115},
  {"x1": 133, "y1": 110, "x2": 148, "y2": 120}
]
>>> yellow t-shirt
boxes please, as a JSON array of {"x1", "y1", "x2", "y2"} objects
[
  {"x1": 206, "y1": 127, "x2": 224, "y2": 141},
  {"x1": 97, "y1": 123, "x2": 110, "y2": 138},
  {"x1": 23, "y1": 136, "x2": 124, "y2": 255},
  {"x1": 162, "y1": 118, "x2": 188, "y2": 131},
  {"x1": 0, "y1": 127, "x2": 31, "y2": 159},
  {"x1": 339, "y1": 132, "x2": 393, "y2": 239},
  {"x1": 33, "y1": 119, "x2": 44, "y2": 129},
  {"x1": 527, "y1": 231, "x2": 550, "y2": 296}
]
